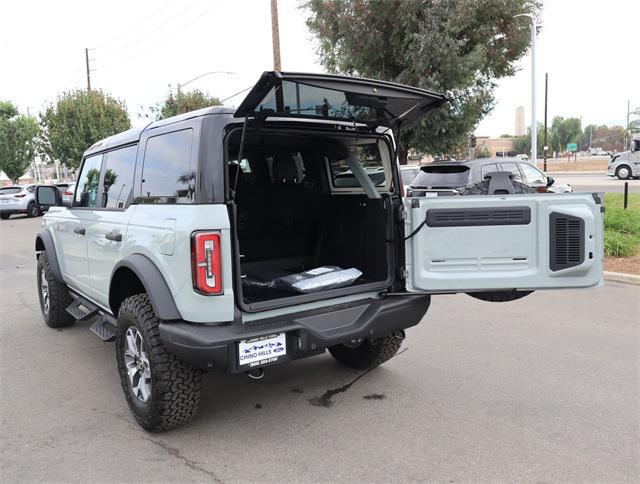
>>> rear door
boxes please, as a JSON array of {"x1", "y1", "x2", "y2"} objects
[
  {"x1": 404, "y1": 193, "x2": 603, "y2": 293},
  {"x1": 234, "y1": 71, "x2": 446, "y2": 129},
  {"x1": 86, "y1": 144, "x2": 139, "y2": 306}
]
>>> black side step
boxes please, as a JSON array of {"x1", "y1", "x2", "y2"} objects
[
  {"x1": 89, "y1": 314, "x2": 117, "y2": 342},
  {"x1": 66, "y1": 295, "x2": 99, "y2": 321},
  {"x1": 67, "y1": 292, "x2": 117, "y2": 342}
]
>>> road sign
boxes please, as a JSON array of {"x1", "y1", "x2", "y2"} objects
[{"x1": 567, "y1": 143, "x2": 578, "y2": 152}]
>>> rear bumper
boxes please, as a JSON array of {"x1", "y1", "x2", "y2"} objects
[{"x1": 159, "y1": 295, "x2": 430, "y2": 372}]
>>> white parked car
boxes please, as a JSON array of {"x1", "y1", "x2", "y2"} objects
[{"x1": 0, "y1": 185, "x2": 41, "y2": 219}]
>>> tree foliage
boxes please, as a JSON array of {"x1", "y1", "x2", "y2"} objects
[
  {"x1": 39, "y1": 89, "x2": 131, "y2": 169},
  {"x1": 0, "y1": 101, "x2": 40, "y2": 183},
  {"x1": 147, "y1": 89, "x2": 222, "y2": 120},
  {"x1": 304, "y1": 0, "x2": 541, "y2": 159}
]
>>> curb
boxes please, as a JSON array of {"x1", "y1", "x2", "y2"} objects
[
  {"x1": 547, "y1": 171, "x2": 604, "y2": 175},
  {"x1": 604, "y1": 271, "x2": 640, "y2": 285}
]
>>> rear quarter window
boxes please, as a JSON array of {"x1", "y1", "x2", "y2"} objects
[{"x1": 139, "y1": 129, "x2": 194, "y2": 204}]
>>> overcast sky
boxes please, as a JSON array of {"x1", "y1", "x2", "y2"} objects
[{"x1": 1, "y1": 0, "x2": 638, "y2": 137}]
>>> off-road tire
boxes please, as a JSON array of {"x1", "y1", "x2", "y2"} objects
[
  {"x1": 37, "y1": 252, "x2": 74, "y2": 328},
  {"x1": 461, "y1": 179, "x2": 537, "y2": 195},
  {"x1": 116, "y1": 294, "x2": 201, "y2": 432},
  {"x1": 27, "y1": 202, "x2": 40, "y2": 217},
  {"x1": 329, "y1": 332, "x2": 404, "y2": 370},
  {"x1": 0, "y1": 213, "x2": 9, "y2": 220},
  {"x1": 467, "y1": 290, "x2": 533, "y2": 302}
]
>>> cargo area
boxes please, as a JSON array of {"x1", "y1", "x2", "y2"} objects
[{"x1": 226, "y1": 128, "x2": 394, "y2": 310}]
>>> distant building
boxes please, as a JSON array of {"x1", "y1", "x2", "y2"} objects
[
  {"x1": 474, "y1": 136, "x2": 516, "y2": 158},
  {"x1": 515, "y1": 106, "x2": 525, "y2": 137}
]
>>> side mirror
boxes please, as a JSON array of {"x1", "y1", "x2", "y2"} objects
[
  {"x1": 36, "y1": 185, "x2": 62, "y2": 209},
  {"x1": 546, "y1": 176, "x2": 555, "y2": 187}
]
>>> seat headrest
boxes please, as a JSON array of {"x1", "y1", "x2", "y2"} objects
[{"x1": 270, "y1": 153, "x2": 302, "y2": 183}]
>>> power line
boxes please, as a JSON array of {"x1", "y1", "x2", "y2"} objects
[
  {"x1": 94, "y1": 0, "x2": 173, "y2": 50},
  {"x1": 97, "y1": 1, "x2": 222, "y2": 72},
  {"x1": 96, "y1": 0, "x2": 202, "y2": 60}
]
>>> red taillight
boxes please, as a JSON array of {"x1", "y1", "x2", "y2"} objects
[
  {"x1": 64, "y1": 191, "x2": 73, "y2": 196},
  {"x1": 14, "y1": 194, "x2": 26, "y2": 198},
  {"x1": 191, "y1": 232, "x2": 222, "y2": 295}
]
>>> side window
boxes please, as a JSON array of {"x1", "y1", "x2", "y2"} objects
[
  {"x1": 520, "y1": 163, "x2": 546, "y2": 185},
  {"x1": 328, "y1": 143, "x2": 387, "y2": 189},
  {"x1": 480, "y1": 163, "x2": 498, "y2": 179},
  {"x1": 140, "y1": 129, "x2": 194, "y2": 203},
  {"x1": 74, "y1": 154, "x2": 103, "y2": 208},
  {"x1": 499, "y1": 162, "x2": 523, "y2": 182},
  {"x1": 102, "y1": 145, "x2": 137, "y2": 209}
]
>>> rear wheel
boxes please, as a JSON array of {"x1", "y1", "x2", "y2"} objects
[
  {"x1": 37, "y1": 252, "x2": 74, "y2": 327},
  {"x1": 616, "y1": 166, "x2": 631, "y2": 180},
  {"x1": 467, "y1": 291, "x2": 533, "y2": 302},
  {"x1": 0, "y1": 213, "x2": 9, "y2": 220},
  {"x1": 329, "y1": 332, "x2": 404, "y2": 370},
  {"x1": 116, "y1": 294, "x2": 201, "y2": 432},
  {"x1": 27, "y1": 202, "x2": 40, "y2": 217}
]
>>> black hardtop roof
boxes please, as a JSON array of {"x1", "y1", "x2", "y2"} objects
[{"x1": 84, "y1": 105, "x2": 235, "y2": 156}]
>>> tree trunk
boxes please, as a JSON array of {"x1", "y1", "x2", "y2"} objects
[{"x1": 398, "y1": 144, "x2": 408, "y2": 165}]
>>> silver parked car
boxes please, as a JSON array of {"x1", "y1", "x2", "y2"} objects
[
  {"x1": 0, "y1": 185, "x2": 41, "y2": 219},
  {"x1": 409, "y1": 158, "x2": 572, "y2": 195}
]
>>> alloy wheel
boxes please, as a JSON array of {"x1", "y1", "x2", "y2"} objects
[
  {"x1": 40, "y1": 268, "x2": 49, "y2": 316},
  {"x1": 123, "y1": 327, "x2": 152, "y2": 403}
]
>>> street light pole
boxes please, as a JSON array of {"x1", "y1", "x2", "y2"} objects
[{"x1": 514, "y1": 13, "x2": 537, "y2": 166}]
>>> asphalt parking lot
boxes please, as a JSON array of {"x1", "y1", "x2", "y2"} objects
[
  {"x1": 551, "y1": 172, "x2": 640, "y2": 194},
  {"x1": 1, "y1": 216, "x2": 638, "y2": 483}
]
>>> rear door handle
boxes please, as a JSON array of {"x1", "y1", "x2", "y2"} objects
[
  {"x1": 105, "y1": 231, "x2": 122, "y2": 242},
  {"x1": 73, "y1": 227, "x2": 86, "y2": 235}
]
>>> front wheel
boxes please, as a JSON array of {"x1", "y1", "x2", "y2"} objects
[
  {"x1": 37, "y1": 252, "x2": 74, "y2": 327},
  {"x1": 329, "y1": 332, "x2": 404, "y2": 370},
  {"x1": 616, "y1": 166, "x2": 632, "y2": 180},
  {"x1": 0, "y1": 213, "x2": 9, "y2": 220},
  {"x1": 116, "y1": 294, "x2": 201, "y2": 432}
]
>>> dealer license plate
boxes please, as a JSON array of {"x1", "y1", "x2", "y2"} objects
[{"x1": 238, "y1": 333, "x2": 287, "y2": 369}]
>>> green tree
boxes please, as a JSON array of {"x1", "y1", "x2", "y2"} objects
[
  {"x1": 39, "y1": 90, "x2": 130, "y2": 169},
  {"x1": 147, "y1": 89, "x2": 221, "y2": 120},
  {"x1": 304, "y1": 0, "x2": 541, "y2": 161},
  {"x1": 549, "y1": 116, "x2": 582, "y2": 153},
  {"x1": 0, "y1": 101, "x2": 40, "y2": 183}
]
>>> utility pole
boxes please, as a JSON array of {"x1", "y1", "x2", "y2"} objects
[
  {"x1": 270, "y1": 0, "x2": 282, "y2": 71},
  {"x1": 85, "y1": 48, "x2": 92, "y2": 91},
  {"x1": 543, "y1": 73, "x2": 548, "y2": 171},
  {"x1": 626, "y1": 100, "x2": 630, "y2": 150}
]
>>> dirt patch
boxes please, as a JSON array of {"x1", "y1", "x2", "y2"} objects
[
  {"x1": 605, "y1": 255, "x2": 640, "y2": 275},
  {"x1": 545, "y1": 159, "x2": 608, "y2": 172}
]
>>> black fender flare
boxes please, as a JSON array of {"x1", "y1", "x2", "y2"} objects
[
  {"x1": 35, "y1": 230, "x2": 63, "y2": 281},
  {"x1": 110, "y1": 254, "x2": 182, "y2": 320}
]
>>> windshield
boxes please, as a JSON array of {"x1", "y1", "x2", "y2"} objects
[{"x1": 411, "y1": 165, "x2": 470, "y2": 188}]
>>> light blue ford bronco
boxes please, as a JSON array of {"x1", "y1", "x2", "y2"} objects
[{"x1": 34, "y1": 72, "x2": 604, "y2": 431}]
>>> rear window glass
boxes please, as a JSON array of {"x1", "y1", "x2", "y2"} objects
[
  {"x1": 329, "y1": 144, "x2": 386, "y2": 188},
  {"x1": 140, "y1": 129, "x2": 194, "y2": 204},
  {"x1": 480, "y1": 163, "x2": 499, "y2": 179},
  {"x1": 259, "y1": 81, "x2": 381, "y2": 123},
  {"x1": 0, "y1": 187, "x2": 22, "y2": 195},
  {"x1": 411, "y1": 165, "x2": 470, "y2": 188}
]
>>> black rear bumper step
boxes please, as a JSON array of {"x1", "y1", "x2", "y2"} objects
[{"x1": 159, "y1": 295, "x2": 431, "y2": 373}]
